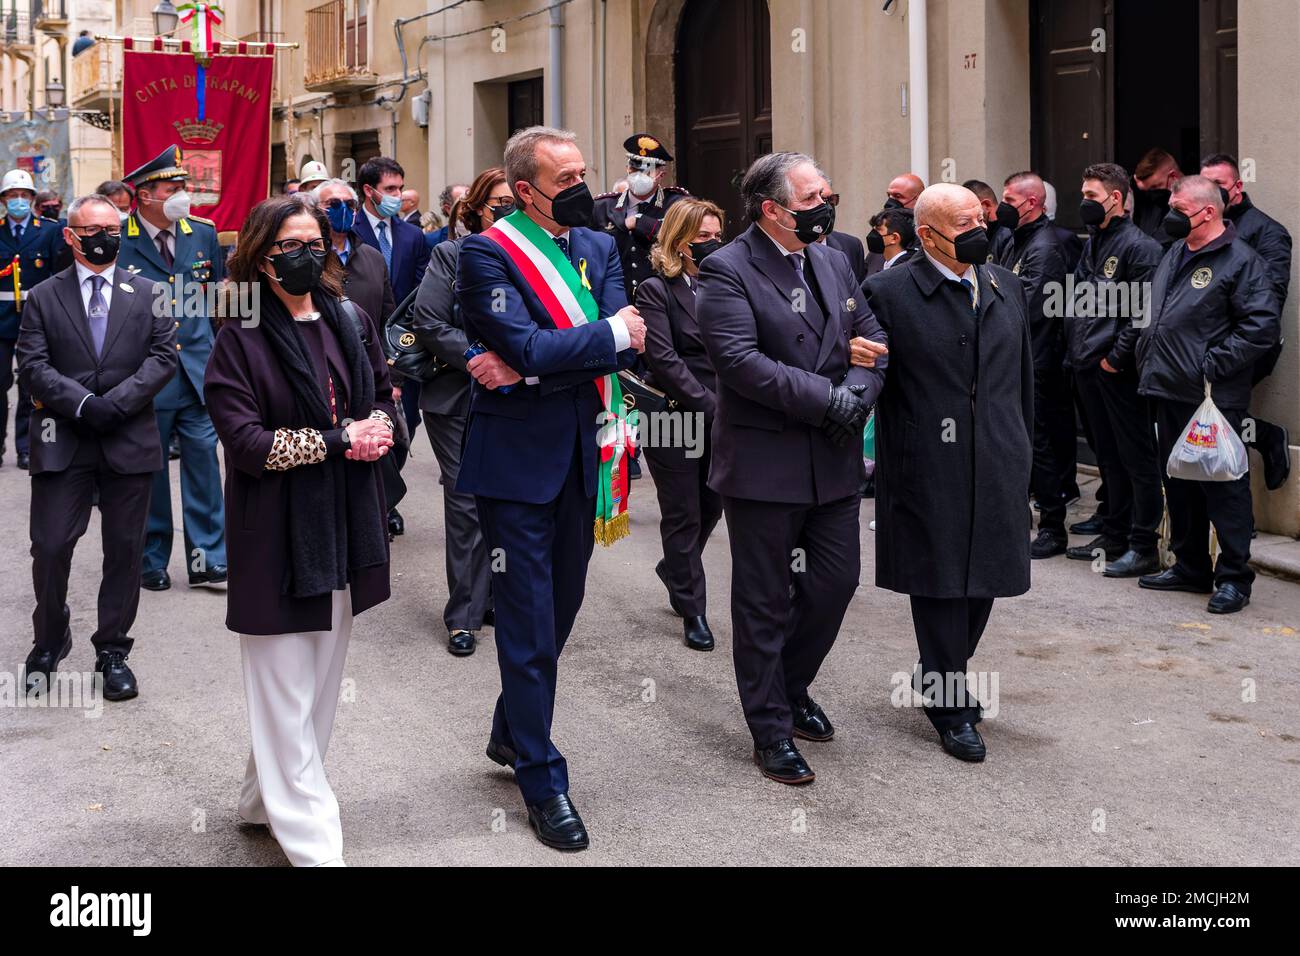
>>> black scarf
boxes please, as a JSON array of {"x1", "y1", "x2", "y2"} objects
[{"x1": 259, "y1": 288, "x2": 388, "y2": 599}]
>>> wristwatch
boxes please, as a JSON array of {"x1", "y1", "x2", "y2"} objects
[{"x1": 339, "y1": 427, "x2": 352, "y2": 448}]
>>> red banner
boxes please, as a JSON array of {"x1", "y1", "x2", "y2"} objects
[{"x1": 122, "y1": 50, "x2": 273, "y2": 235}]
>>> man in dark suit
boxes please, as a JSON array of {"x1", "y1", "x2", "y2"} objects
[
  {"x1": 815, "y1": 174, "x2": 867, "y2": 285},
  {"x1": 16, "y1": 194, "x2": 177, "y2": 699},
  {"x1": 963, "y1": 179, "x2": 1013, "y2": 266},
  {"x1": 1, "y1": 167, "x2": 67, "y2": 470},
  {"x1": 353, "y1": 156, "x2": 431, "y2": 443},
  {"x1": 861, "y1": 183, "x2": 1033, "y2": 762},
  {"x1": 697, "y1": 152, "x2": 887, "y2": 786},
  {"x1": 455, "y1": 126, "x2": 644, "y2": 850},
  {"x1": 861, "y1": 207, "x2": 915, "y2": 291},
  {"x1": 316, "y1": 179, "x2": 396, "y2": 342}
]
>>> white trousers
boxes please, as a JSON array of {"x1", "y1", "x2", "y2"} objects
[{"x1": 238, "y1": 588, "x2": 353, "y2": 867}]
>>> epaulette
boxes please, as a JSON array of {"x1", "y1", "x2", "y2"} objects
[
  {"x1": 186, "y1": 215, "x2": 216, "y2": 228},
  {"x1": 665, "y1": 185, "x2": 690, "y2": 195},
  {"x1": 594, "y1": 191, "x2": 618, "y2": 201}
]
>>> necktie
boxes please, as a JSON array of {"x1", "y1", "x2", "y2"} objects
[
  {"x1": 13, "y1": 223, "x2": 23, "y2": 241},
  {"x1": 376, "y1": 220, "x2": 392, "y2": 272},
  {"x1": 157, "y1": 230, "x2": 173, "y2": 268},
  {"x1": 788, "y1": 252, "x2": 825, "y2": 317},
  {"x1": 553, "y1": 235, "x2": 570, "y2": 261},
  {"x1": 959, "y1": 277, "x2": 977, "y2": 315},
  {"x1": 87, "y1": 274, "x2": 108, "y2": 357}
]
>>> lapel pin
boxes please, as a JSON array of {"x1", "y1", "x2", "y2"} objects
[
  {"x1": 845, "y1": 297, "x2": 857, "y2": 312},
  {"x1": 119, "y1": 282, "x2": 135, "y2": 293}
]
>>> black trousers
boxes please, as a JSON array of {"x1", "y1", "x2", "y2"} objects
[
  {"x1": 1075, "y1": 369, "x2": 1164, "y2": 552},
  {"x1": 1031, "y1": 364, "x2": 1076, "y2": 533},
  {"x1": 30, "y1": 439, "x2": 153, "y2": 656},
  {"x1": 0, "y1": 336, "x2": 32, "y2": 457},
  {"x1": 1153, "y1": 399, "x2": 1255, "y2": 592},
  {"x1": 723, "y1": 493, "x2": 860, "y2": 748},
  {"x1": 424, "y1": 409, "x2": 491, "y2": 632},
  {"x1": 909, "y1": 595, "x2": 995, "y2": 731},
  {"x1": 644, "y1": 431, "x2": 722, "y2": 618}
]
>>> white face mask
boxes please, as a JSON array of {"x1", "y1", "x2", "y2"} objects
[
  {"x1": 627, "y1": 171, "x2": 655, "y2": 197},
  {"x1": 160, "y1": 190, "x2": 191, "y2": 223}
]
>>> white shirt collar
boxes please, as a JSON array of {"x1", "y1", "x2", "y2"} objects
[
  {"x1": 923, "y1": 250, "x2": 976, "y2": 285},
  {"x1": 75, "y1": 261, "x2": 115, "y2": 287},
  {"x1": 138, "y1": 215, "x2": 171, "y2": 242},
  {"x1": 364, "y1": 205, "x2": 390, "y2": 234},
  {"x1": 7, "y1": 214, "x2": 32, "y2": 230},
  {"x1": 883, "y1": 250, "x2": 907, "y2": 269},
  {"x1": 761, "y1": 225, "x2": 802, "y2": 260}
]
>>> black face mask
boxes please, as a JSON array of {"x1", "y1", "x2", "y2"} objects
[
  {"x1": 883, "y1": 196, "x2": 904, "y2": 210},
  {"x1": 1162, "y1": 206, "x2": 1207, "y2": 241},
  {"x1": 688, "y1": 239, "x2": 721, "y2": 264},
  {"x1": 76, "y1": 230, "x2": 120, "y2": 266},
  {"x1": 531, "y1": 181, "x2": 595, "y2": 227},
  {"x1": 266, "y1": 246, "x2": 326, "y2": 296},
  {"x1": 1079, "y1": 197, "x2": 1111, "y2": 227},
  {"x1": 489, "y1": 200, "x2": 516, "y2": 222},
  {"x1": 930, "y1": 225, "x2": 990, "y2": 265},
  {"x1": 772, "y1": 200, "x2": 836, "y2": 245},
  {"x1": 865, "y1": 230, "x2": 886, "y2": 255},
  {"x1": 1217, "y1": 186, "x2": 1232, "y2": 207},
  {"x1": 995, "y1": 201, "x2": 1022, "y2": 231}
]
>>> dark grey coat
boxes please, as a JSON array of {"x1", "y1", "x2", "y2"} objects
[{"x1": 864, "y1": 254, "x2": 1034, "y2": 598}]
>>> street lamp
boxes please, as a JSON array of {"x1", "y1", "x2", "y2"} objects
[
  {"x1": 152, "y1": 0, "x2": 180, "y2": 36},
  {"x1": 45, "y1": 78, "x2": 65, "y2": 108}
]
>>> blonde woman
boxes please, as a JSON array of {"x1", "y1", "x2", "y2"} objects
[{"x1": 635, "y1": 198, "x2": 725, "y2": 651}]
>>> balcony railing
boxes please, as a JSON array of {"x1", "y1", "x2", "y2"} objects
[
  {"x1": 305, "y1": 0, "x2": 371, "y2": 91},
  {"x1": 2, "y1": 7, "x2": 34, "y2": 46},
  {"x1": 70, "y1": 35, "x2": 117, "y2": 110},
  {"x1": 33, "y1": 0, "x2": 68, "y2": 30},
  {"x1": 240, "y1": 29, "x2": 285, "y2": 100}
]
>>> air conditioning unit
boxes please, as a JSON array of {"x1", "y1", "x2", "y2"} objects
[{"x1": 411, "y1": 90, "x2": 431, "y2": 128}]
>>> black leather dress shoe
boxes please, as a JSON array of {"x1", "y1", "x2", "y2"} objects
[
  {"x1": 1138, "y1": 567, "x2": 1213, "y2": 593},
  {"x1": 1066, "y1": 534, "x2": 1126, "y2": 561},
  {"x1": 387, "y1": 509, "x2": 405, "y2": 536},
  {"x1": 95, "y1": 651, "x2": 139, "y2": 702},
  {"x1": 448, "y1": 629, "x2": 476, "y2": 656},
  {"x1": 792, "y1": 697, "x2": 834, "y2": 742},
  {"x1": 1207, "y1": 583, "x2": 1250, "y2": 614},
  {"x1": 16, "y1": 452, "x2": 29, "y2": 470},
  {"x1": 526, "y1": 793, "x2": 589, "y2": 851},
  {"x1": 682, "y1": 615, "x2": 714, "y2": 651},
  {"x1": 24, "y1": 631, "x2": 74, "y2": 695},
  {"x1": 140, "y1": 569, "x2": 171, "y2": 591},
  {"x1": 655, "y1": 560, "x2": 683, "y2": 616},
  {"x1": 1103, "y1": 550, "x2": 1161, "y2": 578},
  {"x1": 485, "y1": 737, "x2": 518, "y2": 768},
  {"x1": 1030, "y1": 529, "x2": 1067, "y2": 559},
  {"x1": 1259, "y1": 420, "x2": 1291, "y2": 491},
  {"x1": 188, "y1": 565, "x2": 228, "y2": 588},
  {"x1": 1068, "y1": 513, "x2": 1105, "y2": 535},
  {"x1": 753, "y1": 739, "x2": 815, "y2": 785},
  {"x1": 939, "y1": 723, "x2": 986, "y2": 762}
]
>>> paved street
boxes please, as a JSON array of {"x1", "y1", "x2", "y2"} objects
[{"x1": 2, "y1": 421, "x2": 1299, "y2": 867}]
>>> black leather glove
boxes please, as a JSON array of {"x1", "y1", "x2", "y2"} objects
[
  {"x1": 81, "y1": 396, "x2": 125, "y2": 434},
  {"x1": 822, "y1": 384, "x2": 869, "y2": 447}
]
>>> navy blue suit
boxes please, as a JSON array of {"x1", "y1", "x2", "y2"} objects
[
  {"x1": 455, "y1": 222, "x2": 635, "y2": 804},
  {"x1": 355, "y1": 209, "x2": 431, "y2": 435}
]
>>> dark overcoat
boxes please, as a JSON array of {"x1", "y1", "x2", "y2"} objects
[
  {"x1": 864, "y1": 254, "x2": 1034, "y2": 598},
  {"x1": 203, "y1": 295, "x2": 397, "y2": 635}
]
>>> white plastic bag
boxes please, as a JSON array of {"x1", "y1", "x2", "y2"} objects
[{"x1": 1165, "y1": 381, "x2": 1249, "y2": 482}]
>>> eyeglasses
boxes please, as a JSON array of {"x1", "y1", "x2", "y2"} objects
[
  {"x1": 322, "y1": 199, "x2": 357, "y2": 211},
  {"x1": 71, "y1": 226, "x2": 122, "y2": 238},
  {"x1": 271, "y1": 237, "x2": 329, "y2": 255},
  {"x1": 486, "y1": 197, "x2": 515, "y2": 209},
  {"x1": 822, "y1": 193, "x2": 841, "y2": 207}
]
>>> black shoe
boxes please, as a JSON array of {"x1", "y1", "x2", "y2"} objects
[
  {"x1": 387, "y1": 509, "x2": 405, "y2": 536},
  {"x1": 482, "y1": 608, "x2": 495, "y2": 628},
  {"x1": 792, "y1": 697, "x2": 834, "y2": 742},
  {"x1": 1207, "y1": 583, "x2": 1250, "y2": 614},
  {"x1": 168, "y1": 437, "x2": 181, "y2": 460},
  {"x1": 1068, "y1": 514, "x2": 1105, "y2": 535},
  {"x1": 1138, "y1": 567, "x2": 1214, "y2": 593},
  {"x1": 1104, "y1": 550, "x2": 1161, "y2": 578},
  {"x1": 16, "y1": 452, "x2": 29, "y2": 470},
  {"x1": 1066, "y1": 535, "x2": 1126, "y2": 561},
  {"x1": 753, "y1": 738, "x2": 815, "y2": 785},
  {"x1": 448, "y1": 629, "x2": 476, "y2": 656},
  {"x1": 655, "y1": 560, "x2": 684, "y2": 616},
  {"x1": 140, "y1": 569, "x2": 171, "y2": 591},
  {"x1": 23, "y1": 631, "x2": 73, "y2": 695},
  {"x1": 682, "y1": 615, "x2": 714, "y2": 651},
  {"x1": 1259, "y1": 421, "x2": 1291, "y2": 491},
  {"x1": 485, "y1": 737, "x2": 518, "y2": 768},
  {"x1": 188, "y1": 565, "x2": 227, "y2": 588},
  {"x1": 95, "y1": 651, "x2": 139, "y2": 702},
  {"x1": 526, "y1": 793, "x2": 589, "y2": 851},
  {"x1": 1030, "y1": 529, "x2": 1067, "y2": 559},
  {"x1": 939, "y1": 723, "x2": 986, "y2": 762}
]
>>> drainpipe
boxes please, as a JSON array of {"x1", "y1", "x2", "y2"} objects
[
  {"x1": 908, "y1": 0, "x2": 929, "y2": 182},
  {"x1": 598, "y1": 0, "x2": 607, "y2": 182},
  {"x1": 549, "y1": 2, "x2": 564, "y2": 127}
]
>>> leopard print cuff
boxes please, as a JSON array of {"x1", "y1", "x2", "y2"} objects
[
  {"x1": 368, "y1": 409, "x2": 395, "y2": 432},
  {"x1": 265, "y1": 427, "x2": 327, "y2": 470}
]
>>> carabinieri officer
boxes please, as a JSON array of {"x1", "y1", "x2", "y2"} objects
[{"x1": 118, "y1": 145, "x2": 228, "y2": 592}]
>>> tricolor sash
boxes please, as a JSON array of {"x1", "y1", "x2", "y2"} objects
[{"x1": 483, "y1": 210, "x2": 636, "y2": 546}]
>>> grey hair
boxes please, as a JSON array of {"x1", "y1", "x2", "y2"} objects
[
  {"x1": 504, "y1": 126, "x2": 579, "y2": 204},
  {"x1": 66, "y1": 193, "x2": 119, "y2": 224},
  {"x1": 1173, "y1": 174, "x2": 1224, "y2": 213},
  {"x1": 740, "y1": 152, "x2": 823, "y2": 222},
  {"x1": 311, "y1": 178, "x2": 358, "y2": 203}
]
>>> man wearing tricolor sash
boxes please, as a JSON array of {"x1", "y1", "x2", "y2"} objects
[{"x1": 455, "y1": 127, "x2": 645, "y2": 851}]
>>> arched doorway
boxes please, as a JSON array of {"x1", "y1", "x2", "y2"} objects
[{"x1": 674, "y1": 0, "x2": 772, "y2": 237}]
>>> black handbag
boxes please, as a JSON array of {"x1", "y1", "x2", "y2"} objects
[
  {"x1": 382, "y1": 288, "x2": 445, "y2": 383},
  {"x1": 617, "y1": 368, "x2": 675, "y2": 416},
  {"x1": 339, "y1": 298, "x2": 409, "y2": 510}
]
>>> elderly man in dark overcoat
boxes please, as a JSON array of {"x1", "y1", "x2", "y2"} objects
[{"x1": 858, "y1": 182, "x2": 1034, "y2": 762}]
